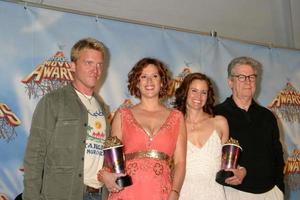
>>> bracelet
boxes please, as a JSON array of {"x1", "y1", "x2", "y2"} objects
[{"x1": 171, "y1": 189, "x2": 180, "y2": 196}]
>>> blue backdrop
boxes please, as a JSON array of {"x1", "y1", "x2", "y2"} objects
[{"x1": 0, "y1": 1, "x2": 299, "y2": 199}]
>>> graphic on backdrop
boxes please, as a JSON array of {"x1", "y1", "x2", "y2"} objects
[
  {"x1": 268, "y1": 82, "x2": 300, "y2": 122},
  {"x1": 168, "y1": 66, "x2": 191, "y2": 97},
  {"x1": 0, "y1": 103, "x2": 21, "y2": 142},
  {"x1": 268, "y1": 81, "x2": 300, "y2": 191},
  {"x1": 284, "y1": 149, "x2": 300, "y2": 190},
  {"x1": 21, "y1": 51, "x2": 73, "y2": 99},
  {"x1": 166, "y1": 66, "x2": 191, "y2": 107},
  {"x1": 108, "y1": 99, "x2": 133, "y2": 124}
]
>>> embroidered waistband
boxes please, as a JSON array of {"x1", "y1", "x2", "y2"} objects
[{"x1": 125, "y1": 150, "x2": 170, "y2": 161}]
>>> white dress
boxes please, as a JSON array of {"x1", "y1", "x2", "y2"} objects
[{"x1": 180, "y1": 130, "x2": 226, "y2": 200}]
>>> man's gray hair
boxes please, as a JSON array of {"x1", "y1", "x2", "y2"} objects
[{"x1": 227, "y1": 56, "x2": 262, "y2": 77}]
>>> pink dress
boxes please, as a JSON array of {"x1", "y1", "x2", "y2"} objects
[{"x1": 108, "y1": 108, "x2": 183, "y2": 200}]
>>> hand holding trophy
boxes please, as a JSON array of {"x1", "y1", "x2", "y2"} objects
[
  {"x1": 216, "y1": 137, "x2": 242, "y2": 185},
  {"x1": 103, "y1": 136, "x2": 132, "y2": 187}
]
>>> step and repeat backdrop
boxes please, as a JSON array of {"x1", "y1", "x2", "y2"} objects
[{"x1": 0, "y1": 1, "x2": 299, "y2": 199}]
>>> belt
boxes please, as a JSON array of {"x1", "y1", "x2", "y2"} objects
[
  {"x1": 125, "y1": 150, "x2": 170, "y2": 161},
  {"x1": 85, "y1": 185, "x2": 101, "y2": 193}
]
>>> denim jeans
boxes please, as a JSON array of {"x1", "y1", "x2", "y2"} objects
[{"x1": 83, "y1": 191, "x2": 102, "y2": 200}]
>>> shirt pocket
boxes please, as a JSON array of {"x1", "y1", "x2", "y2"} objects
[{"x1": 54, "y1": 118, "x2": 81, "y2": 147}]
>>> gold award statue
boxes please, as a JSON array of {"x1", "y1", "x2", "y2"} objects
[
  {"x1": 216, "y1": 137, "x2": 242, "y2": 185},
  {"x1": 103, "y1": 136, "x2": 132, "y2": 187}
]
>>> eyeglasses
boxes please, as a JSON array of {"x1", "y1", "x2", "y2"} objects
[{"x1": 231, "y1": 74, "x2": 257, "y2": 82}]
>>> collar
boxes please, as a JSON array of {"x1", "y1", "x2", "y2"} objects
[{"x1": 227, "y1": 96, "x2": 258, "y2": 111}]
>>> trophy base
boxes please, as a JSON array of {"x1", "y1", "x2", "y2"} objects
[
  {"x1": 215, "y1": 170, "x2": 234, "y2": 185},
  {"x1": 116, "y1": 175, "x2": 132, "y2": 187}
]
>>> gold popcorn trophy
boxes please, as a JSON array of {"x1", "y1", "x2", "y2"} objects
[
  {"x1": 216, "y1": 137, "x2": 242, "y2": 185},
  {"x1": 103, "y1": 136, "x2": 132, "y2": 187}
]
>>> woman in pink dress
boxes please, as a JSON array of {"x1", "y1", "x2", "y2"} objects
[{"x1": 98, "y1": 57, "x2": 186, "y2": 200}]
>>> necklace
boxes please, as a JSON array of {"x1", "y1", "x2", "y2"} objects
[
  {"x1": 187, "y1": 120, "x2": 200, "y2": 131},
  {"x1": 73, "y1": 87, "x2": 93, "y2": 104},
  {"x1": 80, "y1": 93, "x2": 93, "y2": 104},
  {"x1": 186, "y1": 116, "x2": 210, "y2": 131}
]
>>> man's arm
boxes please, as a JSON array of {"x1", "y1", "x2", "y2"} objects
[
  {"x1": 23, "y1": 97, "x2": 56, "y2": 200},
  {"x1": 270, "y1": 114, "x2": 285, "y2": 193}
]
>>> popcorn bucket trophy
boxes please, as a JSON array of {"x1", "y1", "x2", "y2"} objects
[
  {"x1": 103, "y1": 136, "x2": 132, "y2": 187},
  {"x1": 216, "y1": 137, "x2": 242, "y2": 185}
]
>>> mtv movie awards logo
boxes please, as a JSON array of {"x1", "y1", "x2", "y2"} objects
[
  {"x1": 269, "y1": 81, "x2": 300, "y2": 190},
  {"x1": 166, "y1": 66, "x2": 191, "y2": 107},
  {"x1": 0, "y1": 103, "x2": 21, "y2": 142},
  {"x1": 268, "y1": 82, "x2": 300, "y2": 122},
  {"x1": 167, "y1": 67, "x2": 191, "y2": 97},
  {"x1": 284, "y1": 149, "x2": 300, "y2": 190},
  {"x1": 21, "y1": 51, "x2": 73, "y2": 99}
]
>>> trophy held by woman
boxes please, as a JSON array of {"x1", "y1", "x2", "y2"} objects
[{"x1": 103, "y1": 136, "x2": 132, "y2": 187}]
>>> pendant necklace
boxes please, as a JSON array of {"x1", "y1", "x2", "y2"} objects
[
  {"x1": 186, "y1": 116, "x2": 209, "y2": 131},
  {"x1": 189, "y1": 121, "x2": 198, "y2": 131},
  {"x1": 80, "y1": 93, "x2": 93, "y2": 104},
  {"x1": 74, "y1": 87, "x2": 93, "y2": 104}
]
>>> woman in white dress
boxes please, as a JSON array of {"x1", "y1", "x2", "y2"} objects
[{"x1": 174, "y1": 72, "x2": 229, "y2": 200}]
